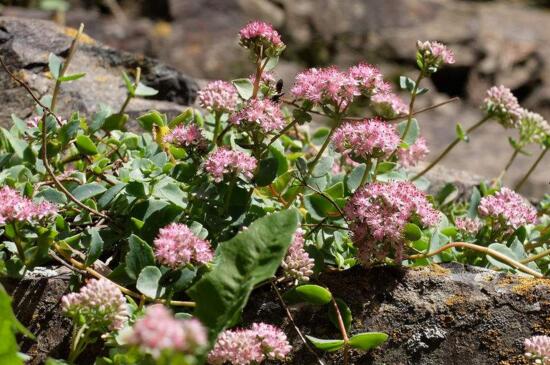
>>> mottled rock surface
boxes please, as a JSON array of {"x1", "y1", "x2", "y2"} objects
[
  {"x1": 0, "y1": 16, "x2": 198, "y2": 123},
  {"x1": 244, "y1": 264, "x2": 550, "y2": 365}
]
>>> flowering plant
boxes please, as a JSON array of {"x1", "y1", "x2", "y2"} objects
[{"x1": 0, "y1": 20, "x2": 548, "y2": 365}]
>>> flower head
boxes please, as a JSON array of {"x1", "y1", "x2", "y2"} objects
[
  {"x1": 291, "y1": 67, "x2": 359, "y2": 109},
  {"x1": 416, "y1": 40, "x2": 455, "y2": 73},
  {"x1": 397, "y1": 137, "x2": 429, "y2": 167},
  {"x1": 0, "y1": 186, "x2": 57, "y2": 225},
  {"x1": 478, "y1": 187, "x2": 537, "y2": 231},
  {"x1": 249, "y1": 71, "x2": 277, "y2": 88},
  {"x1": 332, "y1": 118, "x2": 400, "y2": 161},
  {"x1": 348, "y1": 63, "x2": 384, "y2": 96},
  {"x1": 239, "y1": 21, "x2": 285, "y2": 57},
  {"x1": 208, "y1": 323, "x2": 291, "y2": 365},
  {"x1": 122, "y1": 304, "x2": 207, "y2": 358},
  {"x1": 164, "y1": 124, "x2": 207, "y2": 151},
  {"x1": 518, "y1": 109, "x2": 550, "y2": 146},
  {"x1": 204, "y1": 148, "x2": 257, "y2": 183},
  {"x1": 62, "y1": 278, "x2": 128, "y2": 331},
  {"x1": 455, "y1": 217, "x2": 482, "y2": 235},
  {"x1": 282, "y1": 228, "x2": 314, "y2": 282},
  {"x1": 370, "y1": 86, "x2": 408, "y2": 119},
  {"x1": 483, "y1": 85, "x2": 522, "y2": 128},
  {"x1": 230, "y1": 99, "x2": 285, "y2": 133},
  {"x1": 524, "y1": 335, "x2": 550, "y2": 364},
  {"x1": 345, "y1": 181, "x2": 440, "y2": 265},
  {"x1": 154, "y1": 223, "x2": 213, "y2": 269},
  {"x1": 198, "y1": 80, "x2": 239, "y2": 114}
]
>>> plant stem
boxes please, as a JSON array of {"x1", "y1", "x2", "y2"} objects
[
  {"x1": 50, "y1": 23, "x2": 84, "y2": 114},
  {"x1": 68, "y1": 323, "x2": 88, "y2": 363},
  {"x1": 412, "y1": 115, "x2": 491, "y2": 181},
  {"x1": 307, "y1": 114, "x2": 343, "y2": 178},
  {"x1": 496, "y1": 149, "x2": 519, "y2": 182},
  {"x1": 520, "y1": 248, "x2": 550, "y2": 264},
  {"x1": 359, "y1": 159, "x2": 374, "y2": 187},
  {"x1": 212, "y1": 111, "x2": 222, "y2": 145},
  {"x1": 223, "y1": 173, "x2": 237, "y2": 213},
  {"x1": 271, "y1": 283, "x2": 326, "y2": 365},
  {"x1": 119, "y1": 67, "x2": 140, "y2": 115},
  {"x1": 515, "y1": 147, "x2": 548, "y2": 191},
  {"x1": 251, "y1": 49, "x2": 267, "y2": 100},
  {"x1": 408, "y1": 241, "x2": 543, "y2": 278},
  {"x1": 332, "y1": 298, "x2": 350, "y2": 365},
  {"x1": 401, "y1": 71, "x2": 424, "y2": 139},
  {"x1": 12, "y1": 223, "x2": 26, "y2": 265}
]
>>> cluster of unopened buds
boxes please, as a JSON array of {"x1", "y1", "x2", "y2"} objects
[{"x1": 524, "y1": 335, "x2": 550, "y2": 364}]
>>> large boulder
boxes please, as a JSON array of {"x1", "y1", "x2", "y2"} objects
[{"x1": 0, "y1": 16, "x2": 198, "y2": 124}]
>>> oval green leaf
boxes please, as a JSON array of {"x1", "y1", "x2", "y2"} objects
[
  {"x1": 294, "y1": 284, "x2": 332, "y2": 305},
  {"x1": 348, "y1": 332, "x2": 388, "y2": 351},
  {"x1": 404, "y1": 223, "x2": 422, "y2": 241},
  {"x1": 305, "y1": 335, "x2": 345, "y2": 352},
  {"x1": 75, "y1": 135, "x2": 98, "y2": 155}
]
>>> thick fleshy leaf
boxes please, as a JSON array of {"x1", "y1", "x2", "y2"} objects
[
  {"x1": 348, "y1": 332, "x2": 388, "y2": 351},
  {"x1": 136, "y1": 266, "x2": 165, "y2": 298},
  {"x1": 305, "y1": 336, "x2": 345, "y2": 352},
  {"x1": 125, "y1": 235, "x2": 155, "y2": 281}
]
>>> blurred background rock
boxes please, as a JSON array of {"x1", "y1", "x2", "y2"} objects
[{"x1": 0, "y1": 0, "x2": 548, "y2": 197}]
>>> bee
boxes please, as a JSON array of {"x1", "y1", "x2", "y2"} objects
[{"x1": 271, "y1": 78, "x2": 285, "y2": 102}]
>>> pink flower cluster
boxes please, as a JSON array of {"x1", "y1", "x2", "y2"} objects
[
  {"x1": 524, "y1": 335, "x2": 550, "y2": 364},
  {"x1": 454, "y1": 217, "x2": 481, "y2": 235},
  {"x1": 332, "y1": 118, "x2": 400, "y2": 161},
  {"x1": 198, "y1": 80, "x2": 239, "y2": 114},
  {"x1": 282, "y1": 229, "x2": 314, "y2": 282},
  {"x1": 397, "y1": 137, "x2": 429, "y2": 168},
  {"x1": 123, "y1": 304, "x2": 207, "y2": 358},
  {"x1": 154, "y1": 223, "x2": 213, "y2": 269},
  {"x1": 204, "y1": 148, "x2": 257, "y2": 182},
  {"x1": 249, "y1": 71, "x2": 277, "y2": 87},
  {"x1": 0, "y1": 186, "x2": 57, "y2": 225},
  {"x1": 345, "y1": 181, "x2": 440, "y2": 265},
  {"x1": 239, "y1": 21, "x2": 285, "y2": 57},
  {"x1": 61, "y1": 278, "x2": 128, "y2": 331},
  {"x1": 164, "y1": 124, "x2": 207, "y2": 150},
  {"x1": 230, "y1": 99, "x2": 285, "y2": 133},
  {"x1": 370, "y1": 88, "x2": 408, "y2": 119},
  {"x1": 483, "y1": 85, "x2": 522, "y2": 128},
  {"x1": 348, "y1": 63, "x2": 384, "y2": 95},
  {"x1": 208, "y1": 323, "x2": 291, "y2": 365},
  {"x1": 416, "y1": 40, "x2": 455, "y2": 71},
  {"x1": 519, "y1": 109, "x2": 550, "y2": 146},
  {"x1": 478, "y1": 187, "x2": 537, "y2": 230}
]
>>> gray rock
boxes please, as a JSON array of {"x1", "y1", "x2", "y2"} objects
[{"x1": 0, "y1": 16, "x2": 198, "y2": 124}]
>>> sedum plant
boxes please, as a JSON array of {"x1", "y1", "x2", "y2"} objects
[{"x1": 0, "y1": 20, "x2": 548, "y2": 365}]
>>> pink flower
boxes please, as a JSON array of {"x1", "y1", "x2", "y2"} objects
[
  {"x1": 239, "y1": 21, "x2": 285, "y2": 57},
  {"x1": 0, "y1": 186, "x2": 57, "y2": 224},
  {"x1": 483, "y1": 85, "x2": 522, "y2": 128},
  {"x1": 478, "y1": 187, "x2": 537, "y2": 231},
  {"x1": 123, "y1": 304, "x2": 207, "y2": 358},
  {"x1": 524, "y1": 335, "x2": 550, "y2": 364},
  {"x1": 519, "y1": 109, "x2": 550, "y2": 146},
  {"x1": 164, "y1": 124, "x2": 207, "y2": 151},
  {"x1": 249, "y1": 71, "x2": 277, "y2": 87},
  {"x1": 332, "y1": 118, "x2": 400, "y2": 161},
  {"x1": 230, "y1": 99, "x2": 285, "y2": 133},
  {"x1": 348, "y1": 63, "x2": 384, "y2": 95},
  {"x1": 204, "y1": 148, "x2": 257, "y2": 183},
  {"x1": 154, "y1": 223, "x2": 213, "y2": 269},
  {"x1": 62, "y1": 278, "x2": 128, "y2": 331},
  {"x1": 208, "y1": 323, "x2": 291, "y2": 365},
  {"x1": 416, "y1": 41, "x2": 455, "y2": 71},
  {"x1": 282, "y1": 228, "x2": 314, "y2": 282},
  {"x1": 454, "y1": 217, "x2": 481, "y2": 235},
  {"x1": 291, "y1": 67, "x2": 359, "y2": 109},
  {"x1": 397, "y1": 137, "x2": 429, "y2": 167},
  {"x1": 370, "y1": 84, "x2": 408, "y2": 119},
  {"x1": 198, "y1": 80, "x2": 239, "y2": 114},
  {"x1": 345, "y1": 181, "x2": 440, "y2": 265}
]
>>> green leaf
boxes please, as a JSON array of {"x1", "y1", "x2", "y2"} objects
[
  {"x1": 1, "y1": 127, "x2": 28, "y2": 159},
  {"x1": 435, "y1": 183, "x2": 458, "y2": 206},
  {"x1": 48, "y1": 53, "x2": 63, "y2": 79},
  {"x1": 264, "y1": 56, "x2": 279, "y2": 71},
  {"x1": 346, "y1": 164, "x2": 366, "y2": 193},
  {"x1": 328, "y1": 297, "x2": 352, "y2": 332},
  {"x1": 399, "y1": 76, "x2": 416, "y2": 92},
  {"x1": 71, "y1": 183, "x2": 106, "y2": 201},
  {"x1": 126, "y1": 181, "x2": 147, "y2": 198},
  {"x1": 103, "y1": 113, "x2": 128, "y2": 131},
  {"x1": 254, "y1": 158, "x2": 279, "y2": 187},
  {"x1": 376, "y1": 162, "x2": 396, "y2": 174},
  {"x1": 75, "y1": 135, "x2": 98, "y2": 155},
  {"x1": 156, "y1": 183, "x2": 187, "y2": 208},
  {"x1": 125, "y1": 235, "x2": 155, "y2": 280},
  {"x1": 468, "y1": 187, "x2": 481, "y2": 218},
  {"x1": 404, "y1": 223, "x2": 422, "y2": 241},
  {"x1": 58, "y1": 119, "x2": 81, "y2": 145},
  {"x1": 85, "y1": 228, "x2": 104, "y2": 266},
  {"x1": 188, "y1": 209, "x2": 299, "y2": 340},
  {"x1": 232, "y1": 79, "x2": 253, "y2": 100},
  {"x1": 0, "y1": 284, "x2": 32, "y2": 365},
  {"x1": 136, "y1": 266, "x2": 165, "y2": 298},
  {"x1": 293, "y1": 284, "x2": 333, "y2": 305},
  {"x1": 137, "y1": 111, "x2": 166, "y2": 131},
  {"x1": 36, "y1": 188, "x2": 67, "y2": 204},
  {"x1": 487, "y1": 243, "x2": 518, "y2": 270},
  {"x1": 58, "y1": 73, "x2": 86, "y2": 82},
  {"x1": 122, "y1": 72, "x2": 134, "y2": 94},
  {"x1": 134, "y1": 83, "x2": 159, "y2": 97},
  {"x1": 311, "y1": 128, "x2": 330, "y2": 145},
  {"x1": 97, "y1": 183, "x2": 126, "y2": 209},
  {"x1": 397, "y1": 119, "x2": 419, "y2": 146},
  {"x1": 305, "y1": 336, "x2": 345, "y2": 352},
  {"x1": 348, "y1": 332, "x2": 388, "y2": 351},
  {"x1": 455, "y1": 122, "x2": 467, "y2": 141}
]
